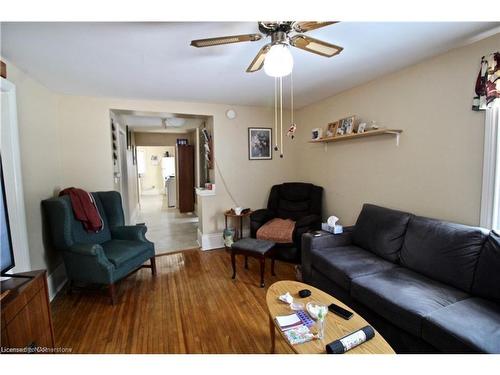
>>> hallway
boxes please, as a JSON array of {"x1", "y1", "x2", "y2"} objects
[{"x1": 136, "y1": 194, "x2": 199, "y2": 254}]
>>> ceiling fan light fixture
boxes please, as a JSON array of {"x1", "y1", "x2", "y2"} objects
[
  {"x1": 264, "y1": 43, "x2": 293, "y2": 78},
  {"x1": 163, "y1": 117, "x2": 186, "y2": 127}
]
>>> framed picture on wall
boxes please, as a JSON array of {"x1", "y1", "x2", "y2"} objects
[{"x1": 248, "y1": 128, "x2": 272, "y2": 160}]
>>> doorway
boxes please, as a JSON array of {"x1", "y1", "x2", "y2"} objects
[
  {"x1": 135, "y1": 144, "x2": 198, "y2": 252},
  {"x1": 110, "y1": 109, "x2": 212, "y2": 255}
]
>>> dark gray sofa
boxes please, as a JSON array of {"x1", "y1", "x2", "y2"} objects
[{"x1": 302, "y1": 203, "x2": 500, "y2": 353}]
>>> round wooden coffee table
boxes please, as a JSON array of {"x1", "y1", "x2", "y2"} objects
[{"x1": 266, "y1": 280, "x2": 395, "y2": 354}]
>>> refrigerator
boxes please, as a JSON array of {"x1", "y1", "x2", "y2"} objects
[{"x1": 161, "y1": 156, "x2": 176, "y2": 207}]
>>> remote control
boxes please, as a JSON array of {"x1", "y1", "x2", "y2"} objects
[{"x1": 328, "y1": 303, "x2": 354, "y2": 320}]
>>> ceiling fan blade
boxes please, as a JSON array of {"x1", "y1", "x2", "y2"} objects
[
  {"x1": 190, "y1": 33, "x2": 262, "y2": 48},
  {"x1": 292, "y1": 21, "x2": 338, "y2": 33},
  {"x1": 246, "y1": 44, "x2": 271, "y2": 73},
  {"x1": 290, "y1": 34, "x2": 343, "y2": 57}
]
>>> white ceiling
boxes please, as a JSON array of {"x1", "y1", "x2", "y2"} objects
[
  {"x1": 2, "y1": 22, "x2": 499, "y2": 108},
  {"x1": 111, "y1": 109, "x2": 206, "y2": 133}
]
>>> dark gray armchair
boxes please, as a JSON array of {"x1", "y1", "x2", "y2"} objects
[{"x1": 250, "y1": 182, "x2": 323, "y2": 264}]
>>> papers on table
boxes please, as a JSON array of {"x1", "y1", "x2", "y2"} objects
[
  {"x1": 275, "y1": 313, "x2": 302, "y2": 331},
  {"x1": 275, "y1": 313, "x2": 314, "y2": 345}
]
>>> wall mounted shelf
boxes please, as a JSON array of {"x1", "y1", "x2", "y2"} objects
[{"x1": 309, "y1": 128, "x2": 403, "y2": 144}]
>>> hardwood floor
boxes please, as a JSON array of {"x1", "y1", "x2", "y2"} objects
[{"x1": 50, "y1": 248, "x2": 297, "y2": 353}]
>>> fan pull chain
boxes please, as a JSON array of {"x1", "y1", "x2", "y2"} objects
[
  {"x1": 291, "y1": 72, "x2": 294, "y2": 124},
  {"x1": 274, "y1": 77, "x2": 279, "y2": 152},
  {"x1": 286, "y1": 72, "x2": 297, "y2": 140},
  {"x1": 279, "y1": 76, "x2": 284, "y2": 158}
]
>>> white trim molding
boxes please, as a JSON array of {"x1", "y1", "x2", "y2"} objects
[
  {"x1": 480, "y1": 104, "x2": 500, "y2": 230},
  {"x1": 197, "y1": 228, "x2": 224, "y2": 250},
  {"x1": 47, "y1": 262, "x2": 67, "y2": 301},
  {"x1": 0, "y1": 77, "x2": 31, "y2": 273}
]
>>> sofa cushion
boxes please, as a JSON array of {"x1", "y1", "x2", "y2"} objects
[
  {"x1": 472, "y1": 231, "x2": 500, "y2": 302},
  {"x1": 311, "y1": 245, "x2": 397, "y2": 290},
  {"x1": 352, "y1": 204, "x2": 411, "y2": 262},
  {"x1": 102, "y1": 239, "x2": 153, "y2": 268},
  {"x1": 268, "y1": 183, "x2": 323, "y2": 221},
  {"x1": 351, "y1": 268, "x2": 469, "y2": 337},
  {"x1": 400, "y1": 216, "x2": 487, "y2": 292},
  {"x1": 422, "y1": 298, "x2": 500, "y2": 353}
]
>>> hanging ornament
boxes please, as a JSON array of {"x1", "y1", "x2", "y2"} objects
[{"x1": 287, "y1": 123, "x2": 297, "y2": 139}]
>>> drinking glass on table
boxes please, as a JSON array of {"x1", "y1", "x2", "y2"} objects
[{"x1": 307, "y1": 302, "x2": 328, "y2": 340}]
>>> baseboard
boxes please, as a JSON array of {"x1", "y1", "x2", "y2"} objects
[
  {"x1": 197, "y1": 228, "x2": 224, "y2": 250},
  {"x1": 47, "y1": 262, "x2": 67, "y2": 301}
]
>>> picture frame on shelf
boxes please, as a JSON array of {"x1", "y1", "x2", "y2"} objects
[
  {"x1": 326, "y1": 121, "x2": 339, "y2": 137},
  {"x1": 311, "y1": 128, "x2": 323, "y2": 140},
  {"x1": 339, "y1": 116, "x2": 357, "y2": 135},
  {"x1": 248, "y1": 127, "x2": 272, "y2": 160}
]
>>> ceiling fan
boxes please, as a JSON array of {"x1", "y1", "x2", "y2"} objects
[{"x1": 190, "y1": 21, "x2": 343, "y2": 77}]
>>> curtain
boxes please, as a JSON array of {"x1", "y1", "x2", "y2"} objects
[
  {"x1": 480, "y1": 103, "x2": 500, "y2": 230},
  {"x1": 472, "y1": 52, "x2": 499, "y2": 111}
]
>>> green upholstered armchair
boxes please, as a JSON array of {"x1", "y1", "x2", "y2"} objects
[{"x1": 42, "y1": 191, "x2": 156, "y2": 304}]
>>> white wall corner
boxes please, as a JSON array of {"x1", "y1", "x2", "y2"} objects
[
  {"x1": 130, "y1": 206, "x2": 139, "y2": 225},
  {"x1": 197, "y1": 228, "x2": 224, "y2": 250},
  {"x1": 47, "y1": 262, "x2": 67, "y2": 301}
]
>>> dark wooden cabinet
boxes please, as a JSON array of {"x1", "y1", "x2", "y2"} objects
[
  {"x1": 0, "y1": 270, "x2": 55, "y2": 352},
  {"x1": 176, "y1": 144, "x2": 195, "y2": 213}
]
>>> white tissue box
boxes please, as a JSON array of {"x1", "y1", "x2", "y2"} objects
[{"x1": 322, "y1": 223, "x2": 343, "y2": 234}]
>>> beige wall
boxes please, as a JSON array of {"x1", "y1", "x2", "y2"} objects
[
  {"x1": 135, "y1": 131, "x2": 195, "y2": 147},
  {"x1": 5, "y1": 62, "x2": 64, "y2": 274},
  {"x1": 292, "y1": 32, "x2": 500, "y2": 226},
  {"x1": 137, "y1": 146, "x2": 175, "y2": 194},
  {"x1": 57, "y1": 95, "x2": 297, "y2": 234}
]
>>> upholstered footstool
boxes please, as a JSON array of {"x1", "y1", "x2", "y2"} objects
[{"x1": 230, "y1": 238, "x2": 275, "y2": 287}]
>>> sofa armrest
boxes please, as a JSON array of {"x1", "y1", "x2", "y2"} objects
[
  {"x1": 301, "y1": 226, "x2": 354, "y2": 281},
  {"x1": 111, "y1": 225, "x2": 149, "y2": 242},
  {"x1": 64, "y1": 243, "x2": 115, "y2": 284},
  {"x1": 68, "y1": 243, "x2": 107, "y2": 257},
  {"x1": 250, "y1": 209, "x2": 276, "y2": 237}
]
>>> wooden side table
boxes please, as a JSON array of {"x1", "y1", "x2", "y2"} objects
[{"x1": 224, "y1": 209, "x2": 253, "y2": 242}]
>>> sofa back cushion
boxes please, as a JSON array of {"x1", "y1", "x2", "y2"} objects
[
  {"x1": 471, "y1": 231, "x2": 500, "y2": 302},
  {"x1": 267, "y1": 182, "x2": 323, "y2": 221},
  {"x1": 352, "y1": 204, "x2": 411, "y2": 262},
  {"x1": 400, "y1": 216, "x2": 487, "y2": 292}
]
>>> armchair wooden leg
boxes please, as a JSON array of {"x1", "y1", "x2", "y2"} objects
[
  {"x1": 109, "y1": 283, "x2": 117, "y2": 305},
  {"x1": 150, "y1": 256, "x2": 157, "y2": 276}
]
